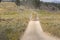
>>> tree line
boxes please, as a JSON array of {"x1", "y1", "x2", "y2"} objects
[
  {"x1": 0, "y1": 0, "x2": 60, "y2": 9},
  {"x1": 40, "y1": 1, "x2": 60, "y2": 9},
  {"x1": 16, "y1": 0, "x2": 40, "y2": 8},
  {"x1": 16, "y1": 0, "x2": 60, "y2": 9}
]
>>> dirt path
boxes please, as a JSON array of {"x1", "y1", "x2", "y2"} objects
[{"x1": 20, "y1": 21, "x2": 59, "y2": 40}]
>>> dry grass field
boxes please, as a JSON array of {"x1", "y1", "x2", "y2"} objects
[{"x1": 0, "y1": 2, "x2": 60, "y2": 40}]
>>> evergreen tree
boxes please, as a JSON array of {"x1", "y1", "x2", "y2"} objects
[
  {"x1": 32, "y1": 0, "x2": 40, "y2": 8},
  {"x1": 0, "y1": 0, "x2": 1, "y2": 2},
  {"x1": 15, "y1": 0, "x2": 20, "y2": 6}
]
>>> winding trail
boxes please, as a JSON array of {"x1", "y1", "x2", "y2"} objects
[{"x1": 20, "y1": 21, "x2": 59, "y2": 40}]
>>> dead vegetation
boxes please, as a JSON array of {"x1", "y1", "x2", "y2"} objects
[{"x1": 0, "y1": 2, "x2": 60, "y2": 40}]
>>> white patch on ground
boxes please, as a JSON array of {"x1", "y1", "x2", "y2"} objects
[{"x1": 20, "y1": 21, "x2": 59, "y2": 40}]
